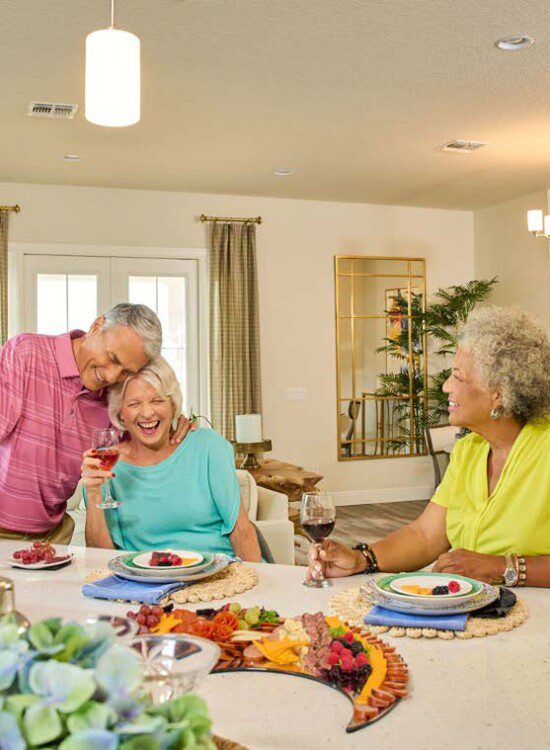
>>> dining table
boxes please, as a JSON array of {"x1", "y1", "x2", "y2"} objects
[{"x1": 1, "y1": 542, "x2": 548, "y2": 750}]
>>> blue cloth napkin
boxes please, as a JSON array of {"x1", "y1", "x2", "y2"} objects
[
  {"x1": 364, "y1": 605, "x2": 468, "y2": 631},
  {"x1": 82, "y1": 575, "x2": 188, "y2": 605}
]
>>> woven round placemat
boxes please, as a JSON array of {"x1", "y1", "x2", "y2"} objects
[
  {"x1": 84, "y1": 562, "x2": 258, "y2": 605},
  {"x1": 329, "y1": 586, "x2": 529, "y2": 640},
  {"x1": 213, "y1": 735, "x2": 248, "y2": 750},
  {"x1": 168, "y1": 563, "x2": 258, "y2": 604}
]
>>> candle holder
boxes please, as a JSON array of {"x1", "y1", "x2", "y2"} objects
[{"x1": 232, "y1": 439, "x2": 272, "y2": 470}]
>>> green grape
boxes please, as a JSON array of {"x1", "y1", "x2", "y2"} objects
[
  {"x1": 237, "y1": 619, "x2": 249, "y2": 630},
  {"x1": 244, "y1": 608, "x2": 260, "y2": 626},
  {"x1": 229, "y1": 603, "x2": 242, "y2": 614}
]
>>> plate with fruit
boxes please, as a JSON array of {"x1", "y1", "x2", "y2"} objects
[
  {"x1": 388, "y1": 573, "x2": 474, "y2": 599},
  {"x1": 131, "y1": 550, "x2": 208, "y2": 571},
  {"x1": 108, "y1": 551, "x2": 229, "y2": 583},
  {"x1": 8, "y1": 541, "x2": 72, "y2": 570},
  {"x1": 373, "y1": 572, "x2": 484, "y2": 608}
]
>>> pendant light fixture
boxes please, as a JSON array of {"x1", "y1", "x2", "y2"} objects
[{"x1": 85, "y1": 0, "x2": 140, "y2": 127}]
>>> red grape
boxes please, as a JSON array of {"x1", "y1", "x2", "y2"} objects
[
  {"x1": 136, "y1": 614, "x2": 147, "y2": 626},
  {"x1": 13, "y1": 551, "x2": 22, "y2": 559},
  {"x1": 146, "y1": 615, "x2": 159, "y2": 627},
  {"x1": 139, "y1": 605, "x2": 151, "y2": 616},
  {"x1": 151, "y1": 606, "x2": 163, "y2": 617}
]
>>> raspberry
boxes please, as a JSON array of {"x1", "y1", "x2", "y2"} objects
[
  {"x1": 344, "y1": 631, "x2": 355, "y2": 644},
  {"x1": 331, "y1": 640, "x2": 343, "y2": 654},
  {"x1": 448, "y1": 581, "x2": 460, "y2": 593},
  {"x1": 13, "y1": 551, "x2": 22, "y2": 559},
  {"x1": 356, "y1": 652, "x2": 367, "y2": 667},
  {"x1": 328, "y1": 652, "x2": 340, "y2": 666},
  {"x1": 340, "y1": 658, "x2": 353, "y2": 672}
]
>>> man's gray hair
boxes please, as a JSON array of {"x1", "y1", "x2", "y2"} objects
[{"x1": 101, "y1": 303, "x2": 162, "y2": 359}]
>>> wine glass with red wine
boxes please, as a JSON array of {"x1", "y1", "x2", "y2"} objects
[
  {"x1": 301, "y1": 492, "x2": 336, "y2": 588},
  {"x1": 91, "y1": 428, "x2": 122, "y2": 509}
]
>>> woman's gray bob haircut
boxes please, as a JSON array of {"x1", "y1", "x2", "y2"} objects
[
  {"x1": 108, "y1": 356, "x2": 183, "y2": 431},
  {"x1": 101, "y1": 303, "x2": 162, "y2": 359},
  {"x1": 458, "y1": 305, "x2": 550, "y2": 422}
]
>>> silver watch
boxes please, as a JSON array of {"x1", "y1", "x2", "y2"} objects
[{"x1": 502, "y1": 554, "x2": 519, "y2": 587}]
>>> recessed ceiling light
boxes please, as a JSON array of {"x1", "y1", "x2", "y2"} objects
[
  {"x1": 273, "y1": 167, "x2": 293, "y2": 177},
  {"x1": 61, "y1": 154, "x2": 84, "y2": 163},
  {"x1": 494, "y1": 35, "x2": 534, "y2": 51}
]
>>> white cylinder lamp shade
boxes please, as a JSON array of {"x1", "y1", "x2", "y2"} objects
[
  {"x1": 527, "y1": 209, "x2": 543, "y2": 233},
  {"x1": 235, "y1": 414, "x2": 262, "y2": 443},
  {"x1": 85, "y1": 28, "x2": 140, "y2": 127}
]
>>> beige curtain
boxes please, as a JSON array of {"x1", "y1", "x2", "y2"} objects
[
  {"x1": 0, "y1": 211, "x2": 9, "y2": 345},
  {"x1": 209, "y1": 221, "x2": 262, "y2": 441}
]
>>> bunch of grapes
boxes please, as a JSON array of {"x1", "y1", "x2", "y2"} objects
[
  {"x1": 127, "y1": 604, "x2": 165, "y2": 633},
  {"x1": 13, "y1": 541, "x2": 57, "y2": 564}
]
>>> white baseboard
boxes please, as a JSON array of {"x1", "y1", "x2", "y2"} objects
[{"x1": 289, "y1": 484, "x2": 434, "y2": 509}]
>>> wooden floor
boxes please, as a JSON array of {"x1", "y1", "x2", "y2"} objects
[{"x1": 294, "y1": 499, "x2": 428, "y2": 564}]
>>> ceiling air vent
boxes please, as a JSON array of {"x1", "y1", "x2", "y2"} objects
[
  {"x1": 439, "y1": 139, "x2": 487, "y2": 153},
  {"x1": 27, "y1": 101, "x2": 79, "y2": 120}
]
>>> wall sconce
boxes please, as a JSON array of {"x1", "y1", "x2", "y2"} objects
[{"x1": 527, "y1": 209, "x2": 550, "y2": 239}]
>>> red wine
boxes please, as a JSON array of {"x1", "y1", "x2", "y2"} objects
[
  {"x1": 90, "y1": 449, "x2": 120, "y2": 472},
  {"x1": 302, "y1": 520, "x2": 335, "y2": 543}
]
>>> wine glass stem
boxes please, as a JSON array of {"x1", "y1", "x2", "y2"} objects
[{"x1": 105, "y1": 478, "x2": 113, "y2": 504}]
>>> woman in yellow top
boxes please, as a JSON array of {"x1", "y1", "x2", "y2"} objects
[{"x1": 310, "y1": 306, "x2": 550, "y2": 587}]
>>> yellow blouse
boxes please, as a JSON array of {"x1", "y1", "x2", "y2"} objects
[{"x1": 431, "y1": 420, "x2": 550, "y2": 556}]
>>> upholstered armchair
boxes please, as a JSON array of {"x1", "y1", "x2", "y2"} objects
[{"x1": 67, "y1": 469, "x2": 294, "y2": 565}]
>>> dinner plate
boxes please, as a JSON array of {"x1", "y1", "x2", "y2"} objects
[
  {"x1": 108, "y1": 553, "x2": 230, "y2": 584},
  {"x1": 7, "y1": 553, "x2": 73, "y2": 571},
  {"x1": 132, "y1": 550, "x2": 204, "y2": 570},
  {"x1": 362, "y1": 578, "x2": 499, "y2": 616},
  {"x1": 381, "y1": 573, "x2": 478, "y2": 603},
  {"x1": 123, "y1": 551, "x2": 214, "y2": 576}
]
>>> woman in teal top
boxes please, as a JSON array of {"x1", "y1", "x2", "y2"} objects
[{"x1": 81, "y1": 358, "x2": 261, "y2": 561}]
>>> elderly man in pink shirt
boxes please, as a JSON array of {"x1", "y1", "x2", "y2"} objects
[{"x1": 0, "y1": 303, "x2": 188, "y2": 544}]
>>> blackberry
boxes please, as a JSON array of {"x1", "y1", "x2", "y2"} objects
[
  {"x1": 350, "y1": 641, "x2": 364, "y2": 656},
  {"x1": 196, "y1": 608, "x2": 218, "y2": 619},
  {"x1": 432, "y1": 585, "x2": 450, "y2": 596}
]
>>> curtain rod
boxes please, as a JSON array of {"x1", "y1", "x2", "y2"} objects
[
  {"x1": 0, "y1": 205, "x2": 21, "y2": 213},
  {"x1": 199, "y1": 214, "x2": 262, "y2": 225}
]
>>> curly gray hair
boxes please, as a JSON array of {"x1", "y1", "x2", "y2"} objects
[
  {"x1": 102, "y1": 303, "x2": 162, "y2": 359},
  {"x1": 458, "y1": 306, "x2": 550, "y2": 422}
]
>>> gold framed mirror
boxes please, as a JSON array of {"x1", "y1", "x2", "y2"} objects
[{"x1": 335, "y1": 255, "x2": 427, "y2": 461}]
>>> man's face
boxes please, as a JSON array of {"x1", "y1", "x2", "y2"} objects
[{"x1": 78, "y1": 319, "x2": 150, "y2": 391}]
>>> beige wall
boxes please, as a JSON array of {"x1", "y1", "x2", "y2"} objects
[
  {"x1": 0, "y1": 182, "x2": 475, "y2": 498},
  {"x1": 474, "y1": 191, "x2": 550, "y2": 333}
]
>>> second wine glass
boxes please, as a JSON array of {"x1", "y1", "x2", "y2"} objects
[
  {"x1": 301, "y1": 492, "x2": 336, "y2": 588},
  {"x1": 91, "y1": 428, "x2": 122, "y2": 509}
]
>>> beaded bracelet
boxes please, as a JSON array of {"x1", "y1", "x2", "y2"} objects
[
  {"x1": 517, "y1": 555, "x2": 527, "y2": 586},
  {"x1": 352, "y1": 543, "x2": 380, "y2": 574}
]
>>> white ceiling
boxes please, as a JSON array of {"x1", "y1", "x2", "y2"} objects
[{"x1": 3, "y1": 0, "x2": 550, "y2": 209}]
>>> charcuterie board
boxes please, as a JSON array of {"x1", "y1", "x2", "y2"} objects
[{"x1": 126, "y1": 602, "x2": 410, "y2": 732}]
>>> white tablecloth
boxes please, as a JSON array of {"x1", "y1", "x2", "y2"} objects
[{"x1": 1, "y1": 543, "x2": 549, "y2": 750}]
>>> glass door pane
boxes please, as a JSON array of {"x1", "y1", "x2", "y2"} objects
[
  {"x1": 111, "y1": 257, "x2": 200, "y2": 416},
  {"x1": 24, "y1": 255, "x2": 110, "y2": 334}
]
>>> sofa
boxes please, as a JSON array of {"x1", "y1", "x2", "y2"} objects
[{"x1": 67, "y1": 469, "x2": 295, "y2": 565}]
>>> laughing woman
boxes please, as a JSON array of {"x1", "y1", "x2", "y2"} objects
[
  {"x1": 81, "y1": 357, "x2": 261, "y2": 561},
  {"x1": 309, "y1": 306, "x2": 550, "y2": 588}
]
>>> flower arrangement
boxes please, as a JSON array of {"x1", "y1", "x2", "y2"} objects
[{"x1": 0, "y1": 617, "x2": 216, "y2": 750}]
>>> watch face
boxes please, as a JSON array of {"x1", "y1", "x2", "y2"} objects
[{"x1": 504, "y1": 569, "x2": 517, "y2": 584}]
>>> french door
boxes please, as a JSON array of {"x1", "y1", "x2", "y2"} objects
[{"x1": 22, "y1": 253, "x2": 203, "y2": 414}]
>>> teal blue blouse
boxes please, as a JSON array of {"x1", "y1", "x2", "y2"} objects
[{"x1": 84, "y1": 428, "x2": 240, "y2": 555}]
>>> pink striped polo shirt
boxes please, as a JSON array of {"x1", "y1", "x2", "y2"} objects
[{"x1": 0, "y1": 331, "x2": 110, "y2": 533}]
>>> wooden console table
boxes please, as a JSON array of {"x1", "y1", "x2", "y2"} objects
[{"x1": 234, "y1": 458, "x2": 323, "y2": 534}]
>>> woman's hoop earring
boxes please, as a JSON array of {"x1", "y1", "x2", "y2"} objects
[{"x1": 490, "y1": 405, "x2": 504, "y2": 420}]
